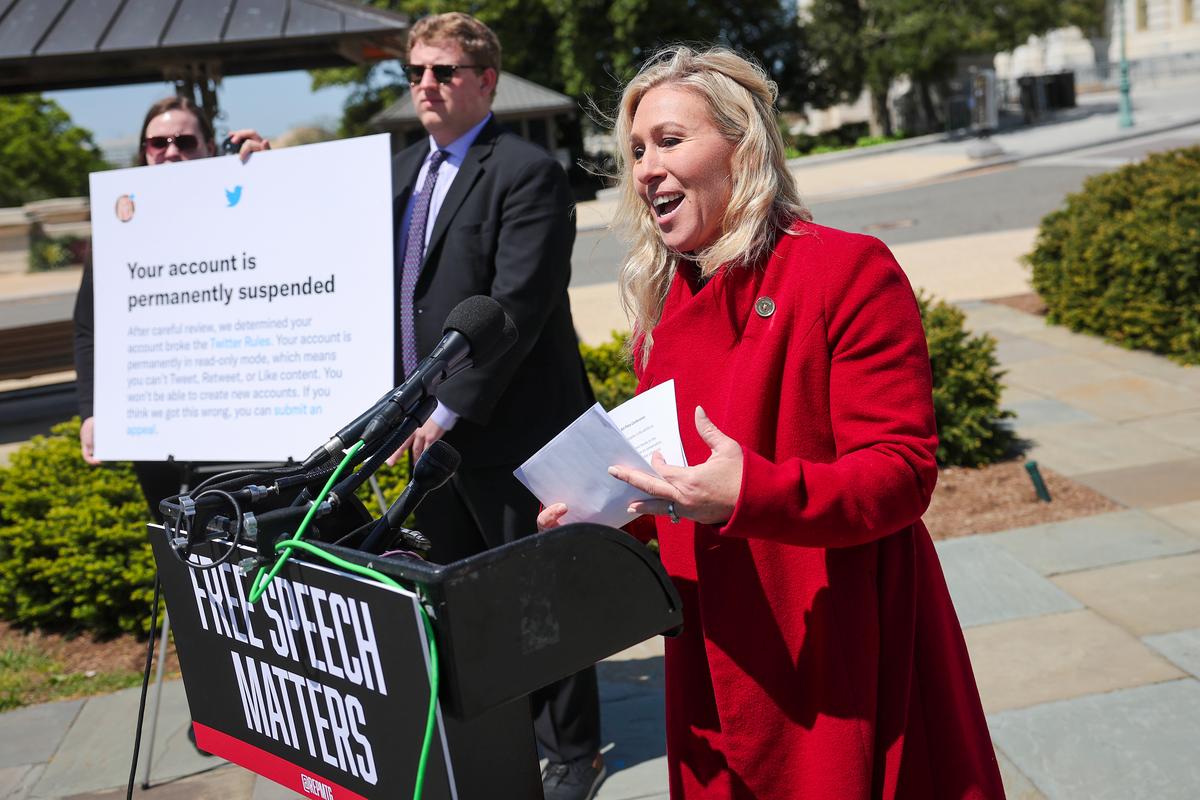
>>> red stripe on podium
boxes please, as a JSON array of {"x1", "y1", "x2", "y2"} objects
[{"x1": 192, "y1": 722, "x2": 369, "y2": 800}]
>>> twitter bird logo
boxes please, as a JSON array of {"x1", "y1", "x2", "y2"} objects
[{"x1": 225, "y1": 186, "x2": 242, "y2": 207}]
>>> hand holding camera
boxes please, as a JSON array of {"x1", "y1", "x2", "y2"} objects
[{"x1": 222, "y1": 129, "x2": 271, "y2": 161}]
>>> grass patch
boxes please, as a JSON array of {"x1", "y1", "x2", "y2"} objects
[
  {"x1": 785, "y1": 129, "x2": 909, "y2": 159},
  {"x1": 0, "y1": 638, "x2": 143, "y2": 711},
  {"x1": 0, "y1": 621, "x2": 176, "y2": 712}
]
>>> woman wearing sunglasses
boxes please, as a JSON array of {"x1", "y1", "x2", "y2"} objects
[
  {"x1": 74, "y1": 96, "x2": 269, "y2": 506},
  {"x1": 136, "y1": 95, "x2": 270, "y2": 165}
]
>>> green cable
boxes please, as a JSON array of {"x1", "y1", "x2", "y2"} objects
[
  {"x1": 272, "y1": 538, "x2": 439, "y2": 800},
  {"x1": 248, "y1": 440, "x2": 364, "y2": 604},
  {"x1": 242, "y1": 441, "x2": 439, "y2": 800}
]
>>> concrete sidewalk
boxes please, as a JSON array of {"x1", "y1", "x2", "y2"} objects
[
  {"x1": 3, "y1": 76, "x2": 1200, "y2": 799},
  {"x1": 3, "y1": 298, "x2": 1199, "y2": 799},
  {"x1": 4, "y1": 76, "x2": 1197, "y2": 314},
  {"x1": 573, "y1": 77, "x2": 1200, "y2": 231}
]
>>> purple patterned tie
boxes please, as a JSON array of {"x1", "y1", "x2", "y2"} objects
[{"x1": 400, "y1": 149, "x2": 448, "y2": 377}]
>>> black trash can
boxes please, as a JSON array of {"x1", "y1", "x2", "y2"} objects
[
  {"x1": 1017, "y1": 75, "x2": 1043, "y2": 122},
  {"x1": 1048, "y1": 71, "x2": 1076, "y2": 109}
]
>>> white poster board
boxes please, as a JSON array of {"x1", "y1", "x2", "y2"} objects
[{"x1": 89, "y1": 134, "x2": 395, "y2": 462}]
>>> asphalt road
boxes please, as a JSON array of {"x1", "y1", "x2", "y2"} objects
[
  {"x1": 570, "y1": 163, "x2": 1102, "y2": 287},
  {"x1": 5, "y1": 126, "x2": 1196, "y2": 444},
  {"x1": 807, "y1": 164, "x2": 1103, "y2": 247},
  {"x1": 571, "y1": 127, "x2": 1200, "y2": 285},
  {"x1": 813, "y1": 131, "x2": 1200, "y2": 248}
]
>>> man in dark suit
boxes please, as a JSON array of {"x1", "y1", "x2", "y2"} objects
[{"x1": 387, "y1": 13, "x2": 604, "y2": 800}]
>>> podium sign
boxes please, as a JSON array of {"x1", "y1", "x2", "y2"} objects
[
  {"x1": 149, "y1": 532, "x2": 469, "y2": 800},
  {"x1": 150, "y1": 520, "x2": 683, "y2": 798}
]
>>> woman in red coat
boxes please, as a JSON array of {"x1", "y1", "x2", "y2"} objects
[{"x1": 539, "y1": 46, "x2": 1005, "y2": 799}]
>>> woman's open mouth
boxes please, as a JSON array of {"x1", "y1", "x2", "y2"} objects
[{"x1": 653, "y1": 192, "x2": 684, "y2": 219}]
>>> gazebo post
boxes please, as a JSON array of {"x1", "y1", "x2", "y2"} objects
[{"x1": 168, "y1": 62, "x2": 224, "y2": 134}]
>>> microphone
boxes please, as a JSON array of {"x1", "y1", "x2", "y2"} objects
[
  {"x1": 359, "y1": 440, "x2": 461, "y2": 555},
  {"x1": 301, "y1": 390, "x2": 394, "y2": 469},
  {"x1": 167, "y1": 495, "x2": 335, "y2": 565},
  {"x1": 361, "y1": 295, "x2": 516, "y2": 445},
  {"x1": 300, "y1": 296, "x2": 514, "y2": 469},
  {"x1": 159, "y1": 484, "x2": 274, "y2": 527}
]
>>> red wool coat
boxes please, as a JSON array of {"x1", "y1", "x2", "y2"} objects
[{"x1": 633, "y1": 222, "x2": 1004, "y2": 799}]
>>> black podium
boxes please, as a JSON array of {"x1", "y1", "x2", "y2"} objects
[{"x1": 150, "y1": 523, "x2": 681, "y2": 799}]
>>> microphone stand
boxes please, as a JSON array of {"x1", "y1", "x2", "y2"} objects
[
  {"x1": 216, "y1": 395, "x2": 440, "y2": 573},
  {"x1": 327, "y1": 395, "x2": 439, "y2": 506},
  {"x1": 139, "y1": 296, "x2": 517, "y2": 789},
  {"x1": 357, "y1": 440, "x2": 460, "y2": 555}
]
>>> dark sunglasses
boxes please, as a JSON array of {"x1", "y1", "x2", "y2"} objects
[
  {"x1": 402, "y1": 63, "x2": 481, "y2": 84},
  {"x1": 144, "y1": 134, "x2": 201, "y2": 153}
]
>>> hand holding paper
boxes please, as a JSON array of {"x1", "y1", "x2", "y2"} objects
[
  {"x1": 515, "y1": 381, "x2": 686, "y2": 528},
  {"x1": 611, "y1": 406, "x2": 744, "y2": 526}
]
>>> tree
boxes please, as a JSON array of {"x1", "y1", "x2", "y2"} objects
[
  {"x1": 1061, "y1": 0, "x2": 1107, "y2": 34},
  {"x1": 803, "y1": 0, "x2": 879, "y2": 128},
  {"x1": 976, "y1": 0, "x2": 1107, "y2": 48},
  {"x1": 0, "y1": 95, "x2": 109, "y2": 207},
  {"x1": 312, "y1": 0, "x2": 821, "y2": 136},
  {"x1": 311, "y1": 0, "x2": 568, "y2": 137},
  {"x1": 1054, "y1": 0, "x2": 1110, "y2": 77},
  {"x1": 803, "y1": 0, "x2": 920, "y2": 136},
  {"x1": 804, "y1": 0, "x2": 1108, "y2": 136}
]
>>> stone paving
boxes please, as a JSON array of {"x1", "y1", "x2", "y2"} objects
[
  {"x1": 5, "y1": 294, "x2": 1200, "y2": 800},
  {"x1": 4, "y1": 81, "x2": 1200, "y2": 800}
]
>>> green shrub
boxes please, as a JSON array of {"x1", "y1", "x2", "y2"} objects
[
  {"x1": 28, "y1": 233, "x2": 85, "y2": 272},
  {"x1": 580, "y1": 331, "x2": 637, "y2": 410},
  {"x1": 0, "y1": 323, "x2": 1009, "y2": 636},
  {"x1": 576, "y1": 311, "x2": 1011, "y2": 468},
  {"x1": 782, "y1": 127, "x2": 907, "y2": 159},
  {"x1": 354, "y1": 459, "x2": 410, "y2": 513},
  {"x1": 1027, "y1": 145, "x2": 1200, "y2": 362},
  {"x1": 919, "y1": 293, "x2": 1014, "y2": 467},
  {"x1": 854, "y1": 133, "x2": 906, "y2": 148},
  {"x1": 0, "y1": 419, "x2": 156, "y2": 636},
  {"x1": 786, "y1": 132, "x2": 818, "y2": 157}
]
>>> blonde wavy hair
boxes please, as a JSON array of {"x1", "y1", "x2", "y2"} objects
[{"x1": 612, "y1": 46, "x2": 810, "y2": 363}]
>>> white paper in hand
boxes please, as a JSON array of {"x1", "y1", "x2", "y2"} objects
[
  {"x1": 606, "y1": 380, "x2": 687, "y2": 468},
  {"x1": 514, "y1": 380, "x2": 686, "y2": 528}
]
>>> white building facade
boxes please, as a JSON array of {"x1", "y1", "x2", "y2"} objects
[
  {"x1": 995, "y1": 0, "x2": 1200, "y2": 85},
  {"x1": 793, "y1": 0, "x2": 1200, "y2": 134}
]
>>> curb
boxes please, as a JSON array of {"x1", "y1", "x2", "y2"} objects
[
  {"x1": 784, "y1": 130, "x2": 950, "y2": 168},
  {"x1": 954, "y1": 112, "x2": 1200, "y2": 172},
  {"x1": 576, "y1": 111, "x2": 1200, "y2": 227},
  {"x1": 786, "y1": 112, "x2": 1200, "y2": 205},
  {"x1": 0, "y1": 289, "x2": 78, "y2": 305}
]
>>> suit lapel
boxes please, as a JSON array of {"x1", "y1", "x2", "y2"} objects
[
  {"x1": 423, "y1": 119, "x2": 499, "y2": 266},
  {"x1": 392, "y1": 145, "x2": 426, "y2": 240}
]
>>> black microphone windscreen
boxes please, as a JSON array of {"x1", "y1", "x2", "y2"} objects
[
  {"x1": 414, "y1": 439, "x2": 462, "y2": 484},
  {"x1": 441, "y1": 295, "x2": 517, "y2": 368}
]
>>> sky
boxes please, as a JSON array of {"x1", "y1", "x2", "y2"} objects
[{"x1": 46, "y1": 69, "x2": 359, "y2": 165}]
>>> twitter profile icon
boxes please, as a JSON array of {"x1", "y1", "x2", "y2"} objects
[{"x1": 225, "y1": 185, "x2": 242, "y2": 207}]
